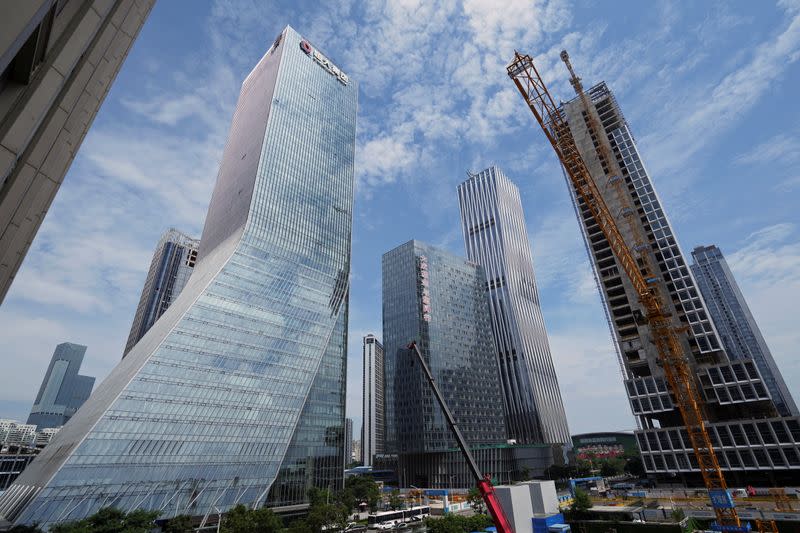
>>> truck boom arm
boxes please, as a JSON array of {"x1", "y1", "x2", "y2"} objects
[{"x1": 406, "y1": 341, "x2": 514, "y2": 533}]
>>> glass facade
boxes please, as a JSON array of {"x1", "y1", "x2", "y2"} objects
[
  {"x1": 459, "y1": 166, "x2": 571, "y2": 446},
  {"x1": 382, "y1": 241, "x2": 506, "y2": 456},
  {"x1": 691, "y1": 245, "x2": 798, "y2": 417},
  {"x1": 27, "y1": 343, "x2": 95, "y2": 430},
  {"x1": 124, "y1": 229, "x2": 199, "y2": 357},
  {"x1": 0, "y1": 26, "x2": 356, "y2": 526}
]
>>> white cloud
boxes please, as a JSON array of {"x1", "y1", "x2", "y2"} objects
[
  {"x1": 734, "y1": 132, "x2": 800, "y2": 166},
  {"x1": 356, "y1": 135, "x2": 417, "y2": 188},
  {"x1": 641, "y1": 11, "x2": 800, "y2": 179}
]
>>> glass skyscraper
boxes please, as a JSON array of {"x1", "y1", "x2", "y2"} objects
[
  {"x1": 383, "y1": 241, "x2": 508, "y2": 485},
  {"x1": 124, "y1": 229, "x2": 199, "y2": 357},
  {"x1": 691, "y1": 245, "x2": 798, "y2": 417},
  {"x1": 27, "y1": 343, "x2": 95, "y2": 430},
  {"x1": 458, "y1": 166, "x2": 571, "y2": 446},
  {"x1": 0, "y1": 26, "x2": 356, "y2": 526},
  {"x1": 361, "y1": 334, "x2": 385, "y2": 466}
]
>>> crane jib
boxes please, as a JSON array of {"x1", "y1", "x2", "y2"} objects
[{"x1": 506, "y1": 51, "x2": 751, "y2": 532}]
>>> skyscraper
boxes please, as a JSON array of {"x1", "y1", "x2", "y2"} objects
[
  {"x1": 345, "y1": 418, "x2": 353, "y2": 466},
  {"x1": 691, "y1": 245, "x2": 798, "y2": 417},
  {"x1": 27, "y1": 343, "x2": 95, "y2": 430},
  {"x1": 557, "y1": 77, "x2": 800, "y2": 484},
  {"x1": 0, "y1": 0, "x2": 155, "y2": 303},
  {"x1": 0, "y1": 26, "x2": 356, "y2": 525},
  {"x1": 361, "y1": 334, "x2": 384, "y2": 466},
  {"x1": 458, "y1": 166, "x2": 571, "y2": 446},
  {"x1": 124, "y1": 229, "x2": 199, "y2": 356},
  {"x1": 383, "y1": 240, "x2": 556, "y2": 488}
]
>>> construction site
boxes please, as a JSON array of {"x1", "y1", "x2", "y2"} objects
[{"x1": 471, "y1": 46, "x2": 800, "y2": 533}]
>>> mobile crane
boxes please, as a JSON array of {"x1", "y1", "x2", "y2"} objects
[
  {"x1": 506, "y1": 51, "x2": 756, "y2": 532},
  {"x1": 406, "y1": 341, "x2": 514, "y2": 533}
]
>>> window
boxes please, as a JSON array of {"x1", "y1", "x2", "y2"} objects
[
  {"x1": 717, "y1": 427, "x2": 733, "y2": 447},
  {"x1": 772, "y1": 422, "x2": 790, "y2": 443},
  {"x1": 725, "y1": 451, "x2": 741, "y2": 468},
  {"x1": 758, "y1": 423, "x2": 776, "y2": 444},
  {"x1": 742, "y1": 424, "x2": 759, "y2": 445},
  {"x1": 729, "y1": 425, "x2": 747, "y2": 446},
  {"x1": 768, "y1": 448, "x2": 785, "y2": 467},
  {"x1": 753, "y1": 449, "x2": 770, "y2": 467}
]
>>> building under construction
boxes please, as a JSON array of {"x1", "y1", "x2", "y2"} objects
[{"x1": 554, "y1": 67, "x2": 800, "y2": 485}]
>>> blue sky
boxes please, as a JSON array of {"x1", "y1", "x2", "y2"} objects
[{"x1": 2, "y1": 0, "x2": 799, "y2": 439}]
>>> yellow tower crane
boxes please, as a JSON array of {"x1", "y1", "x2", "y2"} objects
[{"x1": 506, "y1": 50, "x2": 755, "y2": 532}]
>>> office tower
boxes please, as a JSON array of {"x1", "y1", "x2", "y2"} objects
[
  {"x1": 124, "y1": 229, "x2": 199, "y2": 356},
  {"x1": 558, "y1": 79, "x2": 800, "y2": 484},
  {"x1": 345, "y1": 418, "x2": 353, "y2": 465},
  {"x1": 361, "y1": 334, "x2": 384, "y2": 466},
  {"x1": 458, "y1": 166, "x2": 571, "y2": 446},
  {"x1": 0, "y1": 0, "x2": 155, "y2": 303},
  {"x1": 0, "y1": 26, "x2": 356, "y2": 526},
  {"x1": 691, "y1": 245, "x2": 798, "y2": 417},
  {"x1": 383, "y1": 241, "x2": 554, "y2": 487},
  {"x1": 26, "y1": 343, "x2": 95, "y2": 430}
]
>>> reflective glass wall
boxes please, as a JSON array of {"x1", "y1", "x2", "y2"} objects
[{"x1": 2, "y1": 26, "x2": 356, "y2": 527}]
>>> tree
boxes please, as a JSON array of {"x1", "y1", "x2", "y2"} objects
[
  {"x1": 624, "y1": 455, "x2": 645, "y2": 477},
  {"x1": 50, "y1": 507, "x2": 159, "y2": 533},
  {"x1": 285, "y1": 519, "x2": 313, "y2": 533},
  {"x1": 7, "y1": 526, "x2": 45, "y2": 533},
  {"x1": 162, "y1": 515, "x2": 193, "y2": 533},
  {"x1": 388, "y1": 489, "x2": 403, "y2": 510},
  {"x1": 467, "y1": 487, "x2": 484, "y2": 514},
  {"x1": 305, "y1": 488, "x2": 348, "y2": 532},
  {"x1": 599, "y1": 458, "x2": 625, "y2": 478},
  {"x1": 671, "y1": 507, "x2": 686, "y2": 522},
  {"x1": 342, "y1": 475, "x2": 381, "y2": 512},
  {"x1": 571, "y1": 488, "x2": 592, "y2": 513},
  {"x1": 251, "y1": 508, "x2": 282, "y2": 532},
  {"x1": 574, "y1": 459, "x2": 593, "y2": 478},
  {"x1": 220, "y1": 504, "x2": 282, "y2": 533},
  {"x1": 220, "y1": 504, "x2": 254, "y2": 533},
  {"x1": 424, "y1": 514, "x2": 493, "y2": 533}
]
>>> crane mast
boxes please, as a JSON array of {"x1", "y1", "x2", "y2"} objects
[{"x1": 506, "y1": 51, "x2": 745, "y2": 531}]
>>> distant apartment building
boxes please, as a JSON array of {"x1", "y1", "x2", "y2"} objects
[
  {"x1": 556, "y1": 74, "x2": 800, "y2": 484},
  {"x1": 0, "y1": 421, "x2": 59, "y2": 491},
  {"x1": 459, "y1": 166, "x2": 571, "y2": 446},
  {"x1": 382, "y1": 240, "x2": 556, "y2": 487},
  {"x1": 361, "y1": 334, "x2": 384, "y2": 466},
  {"x1": 124, "y1": 228, "x2": 198, "y2": 356},
  {"x1": 27, "y1": 342, "x2": 95, "y2": 430},
  {"x1": 691, "y1": 245, "x2": 798, "y2": 417},
  {"x1": 0, "y1": 421, "x2": 38, "y2": 449},
  {"x1": 0, "y1": 0, "x2": 155, "y2": 303}
]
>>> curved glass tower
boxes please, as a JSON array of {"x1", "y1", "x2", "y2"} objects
[{"x1": 0, "y1": 26, "x2": 356, "y2": 526}]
